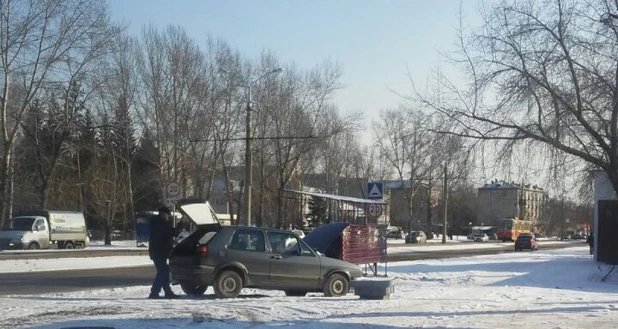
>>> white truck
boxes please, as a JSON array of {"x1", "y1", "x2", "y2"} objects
[{"x1": 0, "y1": 210, "x2": 89, "y2": 250}]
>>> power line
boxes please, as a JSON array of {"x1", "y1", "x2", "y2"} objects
[{"x1": 189, "y1": 135, "x2": 323, "y2": 143}]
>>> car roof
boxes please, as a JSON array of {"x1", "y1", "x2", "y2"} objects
[{"x1": 223, "y1": 226, "x2": 298, "y2": 235}]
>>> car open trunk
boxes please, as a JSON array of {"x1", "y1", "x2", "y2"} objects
[{"x1": 170, "y1": 200, "x2": 222, "y2": 258}]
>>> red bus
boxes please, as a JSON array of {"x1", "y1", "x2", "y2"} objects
[{"x1": 495, "y1": 218, "x2": 531, "y2": 242}]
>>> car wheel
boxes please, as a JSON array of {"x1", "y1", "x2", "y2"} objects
[
  {"x1": 323, "y1": 273, "x2": 349, "y2": 297},
  {"x1": 180, "y1": 282, "x2": 207, "y2": 296},
  {"x1": 214, "y1": 270, "x2": 243, "y2": 298},
  {"x1": 284, "y1": 290, "x2": 308, "y2": 297},
  {"x1": 28, "y1": 242, "x2": 39, "y2": 250},
  {"x1": 64, "y1": 242, "x2": 74, "y2": 249}
]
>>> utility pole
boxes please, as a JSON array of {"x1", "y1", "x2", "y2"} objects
[
  {"x1": 442, "y1": 163, "x2": 448, "y2": 244},
  {"x1": 560, "y1": 196, "x2": 565, "y2": 239},
  {"x1": 244, "y1": 84, "x2": 253, "y2": 227},
  {"x1": 238, "y1": 67, "x2": 283, "y2": 227}
]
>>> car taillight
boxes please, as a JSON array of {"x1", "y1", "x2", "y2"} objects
[{"x1": 198, "y1": 245, "x2": 208, "y2": 257}]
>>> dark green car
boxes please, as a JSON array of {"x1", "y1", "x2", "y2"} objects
[{"x1": 170, "y1": 201, "x2": 364, "y2": 299}]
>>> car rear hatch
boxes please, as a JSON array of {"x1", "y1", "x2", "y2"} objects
[{"x1": 170, "y1": 200, "x2": 222, "y2": 261}]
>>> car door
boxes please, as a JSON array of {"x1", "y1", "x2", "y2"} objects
[
  {"x1": 32, "y1": 218, "x2": 50, "y2": 248},
  {"x1": 267, "y1": 231, "x2": 321, "y2": 290},
  {"x1": 224, "y1": 229, "x2": 271, "y2": 286}
]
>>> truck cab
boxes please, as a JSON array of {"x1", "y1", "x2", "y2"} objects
[{"x1": 0, "y1": 215, "x2": 50, "y2": 249}]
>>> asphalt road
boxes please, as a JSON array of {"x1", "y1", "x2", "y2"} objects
[{"x1": 0, "y1": 241, "x2": 583, "y2": 296}]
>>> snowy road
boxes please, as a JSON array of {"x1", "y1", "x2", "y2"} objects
[
  {"x1": 0, "y1": 243, "x2": 581, "y2": 295},
  {"x1": 1, "y1": 246, "x2": 616, "y2": 329}
]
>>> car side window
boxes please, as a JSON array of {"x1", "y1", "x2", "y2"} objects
[
  {"x1": 267, "y1": 232, "x2": 301, "y2": 255},
  {"x1": 228, "y1": 229, "x2": 265, "y2": 252}
]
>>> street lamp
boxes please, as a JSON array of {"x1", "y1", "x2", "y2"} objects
[{"x1": 242, "y1": 67, "x2": 283, "y2": 226}]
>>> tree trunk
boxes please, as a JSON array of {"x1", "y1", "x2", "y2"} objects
[
  {"x1": 220, "y1": 155, "x2": 236, "y2": 225},
  {"x1": 426, "y1": 171, "x2": 434, "y2": 230},
  {"x1": 126, "y1": 164, "x2": 135, "y2": 235},
  {"x1": 0, "y1": 145, "x2": 13, "y2": 226},
  {"x1": 104, "y1": 200, "x2": 112, "y2": 246}
]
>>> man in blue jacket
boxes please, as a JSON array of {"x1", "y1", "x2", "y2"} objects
[{"x1": 148, "y1": 206, "x2": 180, "y2": 299}]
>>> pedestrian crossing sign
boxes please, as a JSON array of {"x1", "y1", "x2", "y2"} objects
[{"x1": 367, "y1": 182, "x2": 383, "y2": 199}]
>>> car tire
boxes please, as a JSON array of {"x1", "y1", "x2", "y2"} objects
[
  {"x1": 323, "y1": 273, "x2": 349, "y2": 297},
  {"x1": 214, "y1": 270, "x2": 243, "y2": 299},
  {"x1": 64, "y1": 242, "x2": 74, "y2": 249},
  {"x1": 180, "y1": 282, "x2": 207, "y2": 296},
  {"x1": 28, "y1": 242, "x2": 39, "y2": 250},
  {"x1": 284, "y1": 290, "x2": 308, "y2": 297}
]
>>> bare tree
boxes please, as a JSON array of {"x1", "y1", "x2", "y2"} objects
[
  {"x1": 413, "y1": 0, "x2": 618, "y2": 196},
  {"x1": 0, "y1": 0, "x2": 121, "y2": 225},
  {"x1": 373, "y1": 107, "x2": 433, "y2": 229}
]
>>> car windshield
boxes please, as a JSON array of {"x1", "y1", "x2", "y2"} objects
[
  {"x1": 518, "y1": 235, "x2": 532, "y2": 240},
  {"x1": 3, "y1": 217, "x2": 36, "y2": 231}
]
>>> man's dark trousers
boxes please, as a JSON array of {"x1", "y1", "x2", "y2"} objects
[{"x1": 151, "y1": 256, "x2": 172, "y2": 296}]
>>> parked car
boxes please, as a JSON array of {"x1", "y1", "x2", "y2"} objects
[
  {"x1": 169, "y1": 201, "x2": 363, "y2": 299},
  {"x1": 405, "y1": 231, "x2": 427, "y2": 244},
  {"x1": 571, "y1": 234, "x2": 586, "y2": 240},
  {"x1": 387, "y1": 230, "x2": 405, "y2": 239},
  {"x1": 515, "y1": 233, "x2": 539, "y2": 251},
  {"x1": 473, "y1": 234, "x2": 489, "y2": 242}
]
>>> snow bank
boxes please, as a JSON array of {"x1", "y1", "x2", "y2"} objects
[{"x1": 0, "y1": 256, "x2": 151, "y2": 273}]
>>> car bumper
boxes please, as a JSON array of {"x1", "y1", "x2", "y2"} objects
[
  {"x1": 170, "y1": 264, "x2": 216, "y2": 285},
  {"x1": 0, "y1": 242, "x2": 25, "y2": 250}
]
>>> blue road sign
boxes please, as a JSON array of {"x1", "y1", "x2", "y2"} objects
[{"x1": 367, "y1": 182, "x2": 384, "y2": 199}]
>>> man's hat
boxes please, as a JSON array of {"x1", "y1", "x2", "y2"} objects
[{"x1": 158, "y1": 206, "x2": 172, "y2": 215}]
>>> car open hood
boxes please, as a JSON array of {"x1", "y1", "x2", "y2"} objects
[
  {"x1": 175, "y1": 199, "x2": 221, "y2": 228},
  {"x1": 304, "y1": 222, "x2": 348, "y2": 254}
]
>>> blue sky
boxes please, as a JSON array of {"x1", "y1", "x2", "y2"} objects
[
  {"x1": 108, "y1": 0, "x2": 484, "y2": 138},
  {"x1": 107, "y1": 1, "x2": 574, "y2": 195}
]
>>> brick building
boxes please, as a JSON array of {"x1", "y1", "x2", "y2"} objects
[{"x1": 476, "y1": 180, "x2": 548, "y2": 226}]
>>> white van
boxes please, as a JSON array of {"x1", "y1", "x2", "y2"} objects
[{"x1": 0, "y1": 211, "x2": 88, "y2": 249}]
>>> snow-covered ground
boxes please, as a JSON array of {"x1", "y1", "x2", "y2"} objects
[
  {"x1": 0, "y1": 255, "x2": 151, "y2": 273},
  {"x1": 1, "y1": 246, "x2": 616, "y2": 329},
  {"x1": 87, "y1": 240, "x2": 145, "y2": 250}
]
